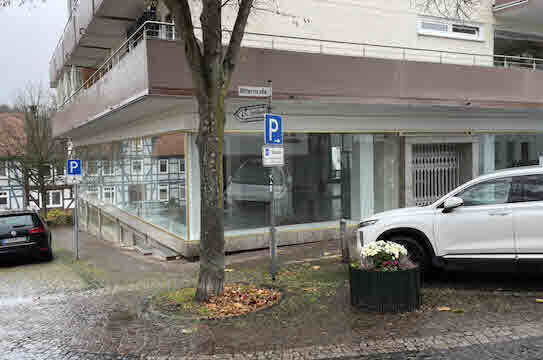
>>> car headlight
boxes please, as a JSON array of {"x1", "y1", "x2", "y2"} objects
[{"x1": 359, "y1": 219, "x2": 378, "y2": 229}]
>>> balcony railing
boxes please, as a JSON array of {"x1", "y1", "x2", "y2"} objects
[
  {"x1": 60, "y1": 21, "x2": 177, "y2": 109},
  {"x1": 59, "y1": 20, "x2": 543, "y2": 111}
]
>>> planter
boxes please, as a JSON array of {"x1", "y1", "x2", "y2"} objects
[{"x1": 349, "y1": 266, "x2": 421, "y2": 312}]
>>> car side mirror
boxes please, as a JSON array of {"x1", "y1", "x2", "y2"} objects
[{"x1": 443, "y1": 197, "x2": 463, "y2": 213}]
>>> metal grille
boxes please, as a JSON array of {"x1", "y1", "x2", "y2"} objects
[{"x1": 412, "y1": 144, "x2": 462, "y2": 206}]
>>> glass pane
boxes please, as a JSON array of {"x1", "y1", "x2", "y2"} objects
[
  {"x1": 52, "y1": 192, "x2": 61, "y2": 205},
  {"x1": 511, "y1": 175, "x2": 543, "y2": 203},
  {"x1": 224, "y1": 133, "x2": 348, "y2": 231},
  {"x1": 77, "y1": 133, "x2": 187, "y2": 237},
  {"x1": 422, "y1": 21, "x2": 447, "y2": 32},
  {"x1": 457, "y1": 179, "x2": 511, "y2": 206}
]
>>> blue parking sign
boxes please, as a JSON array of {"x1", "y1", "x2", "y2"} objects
[
  {"x1": 67, "y1": 160, "x2": 82, "y2": 176},
  {"x1": 265, "y1": 114, "x2": 282, "y2": 145}
]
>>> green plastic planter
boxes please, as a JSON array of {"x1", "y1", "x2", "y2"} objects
[{"x1": 349, "y1": 266, "x2": 421, "y2": 312}]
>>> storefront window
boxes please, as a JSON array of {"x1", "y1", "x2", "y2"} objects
[
  {"x1": 76, "y1": 133, "x2": 187, "y2": 237},
  {"x1": 224, "y1": 133, "x2": 363, "y2": 231}
]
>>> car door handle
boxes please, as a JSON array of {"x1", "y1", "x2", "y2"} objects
[{"x1": 488, "y1": 211, "x2": 510, "y2": 216}]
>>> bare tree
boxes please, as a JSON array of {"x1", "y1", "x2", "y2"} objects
[
  {"x1": 1, "y1": 0, "x2": 478, "y2": 301},
  {"x1": 0, "y1": 85, "x2": 67, "y2": 218}
]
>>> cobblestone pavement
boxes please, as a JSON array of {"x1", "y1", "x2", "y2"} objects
[{"x1": 4, "y1": 228, "x2": 543, "y2": 359}]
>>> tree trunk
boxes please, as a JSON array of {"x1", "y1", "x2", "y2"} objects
[
  {"x1": 23, "y1": 169, "x2": 29, "y2": 208},
  {"x1": 40, "y1": 184, "x2": 48, "y2": 219},
  {"x1": 195, "y1": 92, "x2": 226, "y2": 302}
]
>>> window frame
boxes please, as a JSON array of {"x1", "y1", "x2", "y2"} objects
[
  {"x1": 159, "y1": 184, "x2": 169, "y2": 202},
  {"x1": 131, "y1": 159, "x2": 143, "y2": 175},
  {"x1": 102, "y1": 160, "x2": 113, "y2": 176},
  {"x1": 103, "y1": 186, "x2": 115, "y2": 203},
  {"x1": 47, "y1": 190, "x2": 63, "y2": 208},
  {"x1": 417, "y1": 17, "x2": 483, "y2": 42},
  {"x1": 159, "y1": 159, "x2": 169, "y2": 174}
]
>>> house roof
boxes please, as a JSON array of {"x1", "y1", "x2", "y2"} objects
[
  {"x1": 0, "y1": 113, "x2": 25, "y2": 158},
  {"x1": 153, "y1": 133, "x2": 185, "y2": 157}
]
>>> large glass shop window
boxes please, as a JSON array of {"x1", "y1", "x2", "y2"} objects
[
  {"x1": 224, "y1": 133, "x2": 353, "y2": 231},
  {"x1": 75, "y1": 133, "x2": 187, "y2": 237}
]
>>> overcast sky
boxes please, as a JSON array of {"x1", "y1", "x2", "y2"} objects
[{"x1": 0, "y1": 1, "x2": 67, "y2": 106}]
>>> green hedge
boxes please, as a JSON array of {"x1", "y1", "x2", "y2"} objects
[{"x1": 46, "y1": 209, "x2": 73, "y2": 226}]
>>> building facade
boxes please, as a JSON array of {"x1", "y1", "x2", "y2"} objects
[
  {"x1": 0, "y1": 113, "x2": 74, "y2": 212},
  {"x1": 50, "y1": 0, "x2": 543, "y2": 257}
]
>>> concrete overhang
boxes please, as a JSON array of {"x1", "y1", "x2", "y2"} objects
[{"x1": 54, "y1": 37, "x2": 543, "y2": 143}]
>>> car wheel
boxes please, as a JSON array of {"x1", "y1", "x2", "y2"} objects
[{"x1": 387, "y1": 235, "x2": 430, "y2": 273}]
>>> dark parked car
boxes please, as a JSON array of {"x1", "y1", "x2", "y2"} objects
[{"x1": 0, "y1": 210, "x2": 53, "y2": 261}]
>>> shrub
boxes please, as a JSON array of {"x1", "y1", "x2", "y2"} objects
[{"x1": 46, "y1": 209, "x2": 73, "y2": 226}]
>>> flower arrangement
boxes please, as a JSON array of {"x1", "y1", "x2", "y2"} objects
[{"x1": 353, "y1": 240, "x2": 416, "y2": 272}]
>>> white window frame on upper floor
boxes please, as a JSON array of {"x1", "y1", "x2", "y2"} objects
[
  {"x1": 159, "y1": 159, "x2": 169, "y2": 175},
  {"x1": 417, "y1": 16, "x2": 484, "y2": 42}
]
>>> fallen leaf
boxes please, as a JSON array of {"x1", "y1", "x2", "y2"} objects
[
  {"x1": 181, "y1": 328, "x2": 193, "y2": 334},
  {"x1": 437, "y1": 306, "x2": 451, "y2": 312},
  {"x1": 312, "y1": 266, "x2": 321, "y2": 270},
  {"x1": 536, "y1": 299, "x2": 543, "y2": 303},
  {"x1": 452, "y1": 309, "x2": 465, "y2": 314},
  {"x1": 225, "y1": 268, "x2": 234, "y2": 272},
  {"x1": 323, "y1": 252, "x2": 331, "y2": 256}
]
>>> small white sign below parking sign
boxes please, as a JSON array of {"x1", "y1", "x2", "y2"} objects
[{"x1": 262, "y1": 146, "x2": 284, "y2": 167}]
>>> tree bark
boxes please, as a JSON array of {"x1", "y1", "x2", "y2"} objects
[
  {"x1": 40, "y1": 183, "x2": 48, "y2": 219},
  {"x1": 195, "y1": 91, "x2": 227, "y2": 302}
]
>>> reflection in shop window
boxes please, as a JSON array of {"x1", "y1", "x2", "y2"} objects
[
  {"x1": 47, "y1": 190, "x2": 62, "y2": 207},
  {"x1": 0, "y1": 191, "x2": 8, "y2": 207},
  {"x1": 103, "y1": 186, "x2": 115, "y2": 203},
  {"x1": 102, "y1": 160, "x2": 113, "y2": 176},
  {"x1": 159, "y1": 184, "x2": 169, "y2": 201},
  {"x1": 86, "y1": 161, "x2": 98, "y2": 176},
  {"x1": 132, "y1": 160, "x2": 143, "y2": 175},
  {"x1": 224, "y1": 133, "x2": 349, "y2": 231},
  {"x1": 159, "y1": 159, "x2": 168, "y2": 174}
]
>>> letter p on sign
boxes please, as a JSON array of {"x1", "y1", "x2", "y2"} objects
[
  {"x1": 67, "y1": 160, "x2": 82, "y2": 176},
  {"x1": 265, "y1": 114, "x2": 283, "y2": 145}
]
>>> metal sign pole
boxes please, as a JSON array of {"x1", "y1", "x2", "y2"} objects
[
  {"x1": 73, "y1": 181, "x2": 79, "y2": 260},
  {"x1": 267, "y1": 80, "x2": 278, "y2": 282}
]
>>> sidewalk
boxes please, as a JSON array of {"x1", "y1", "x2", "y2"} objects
[{"x1": 43, "y1": 226, "x2": 543, "y2": 360}]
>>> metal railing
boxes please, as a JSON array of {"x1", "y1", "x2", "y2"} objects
[
  {"x1": 60, "y1": 21, "x2": 177, "y2": 109},
  {"x1": 59, "y1": 20, "x2": 543, "y2": 110}
]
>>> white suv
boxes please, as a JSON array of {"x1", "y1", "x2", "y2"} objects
[{"x1": 357, "y1": 166, "x2": 543, "y2": 272}]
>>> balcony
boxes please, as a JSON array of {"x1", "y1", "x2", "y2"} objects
[
  {"x1": 53, "y1": 22, "x2": 543, "y2": 139},
  {"x1": 49, "y1": 0, "x2": 147, "y2": 87},
  {"x1": 494, "y1": 0, "x2": 542, "y2": 24}
]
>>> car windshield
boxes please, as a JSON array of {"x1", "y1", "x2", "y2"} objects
[{"x1": 0, "y1": 215, "x2": 37, "y2": 232}]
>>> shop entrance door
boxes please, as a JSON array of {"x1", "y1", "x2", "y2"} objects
[{"x1": 405, "y1": 136, "x2": 479, "y2": 207}]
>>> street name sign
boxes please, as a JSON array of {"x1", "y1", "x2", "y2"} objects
[
  {"x1": 233, "y1": 104, "x2": 268, "y2": 123},
  {"x1": 262, "y1": 145, "x2": 284, "y2": 167},
  {"x1": 239, "y1": 86, "x2": 272, "y2": 98}
]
